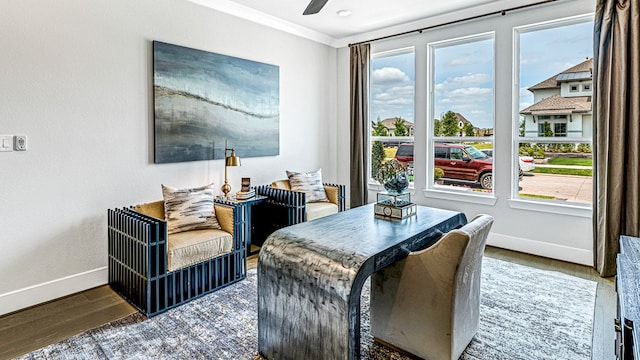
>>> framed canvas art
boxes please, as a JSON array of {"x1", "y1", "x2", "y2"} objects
[{"x1": 153, "y1": 41, "x2": 280, "y2": 163}]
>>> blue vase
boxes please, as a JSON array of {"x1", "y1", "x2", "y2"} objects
[{"x1": 383, "y1": 172, "x2": 409, "y2": 194}]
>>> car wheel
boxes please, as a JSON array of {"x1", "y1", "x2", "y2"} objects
[{"x1": 480, "y1": 172, "x2": 492, "y2": 190}]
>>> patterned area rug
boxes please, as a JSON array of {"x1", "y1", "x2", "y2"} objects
[{"x1": 19, "y1": 257, "x2": 597, "y2": 360}]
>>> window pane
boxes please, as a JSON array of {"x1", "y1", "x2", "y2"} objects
[
  {"x1": 431, "y1": 35, "x2": 494, "y2": 194},
  {"x1": 517, "y1": 20, "x2": 593, "y2": 204},
  {"x1": 434, "y1": 141, "x2": 494, "y2": 193},
  {"x1": 370, "y1": 49, "x2": 415, "y2": 185}
]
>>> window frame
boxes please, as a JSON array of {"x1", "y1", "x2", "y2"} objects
[
  {"x1": 368, "y1": 47, "x2": 416, "y2": 191},
  {"x1": 512, "y1": 14, "x2": 594, "y2": 212},
  {"x1": 425, "y1": 32, "x2": 496, "y2": 201}
]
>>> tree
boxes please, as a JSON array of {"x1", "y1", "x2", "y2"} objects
[
  {"x1": 440, "y1": 111, "x2": 460, "y2": 136},
  {"x1": 371, "y1": 119, "x2": 388, "y2": 178},
  {"x1": 463, "y1": 123, "x2": 475, "y2": 137},
  {"x1": 371, "y1": 141, "x2": 385, "y2": 179},
  {"x1": 519, "y1": 119, "x2": 525, "y2": 137},
  {"x1": 542, "y1": 121, "x2": 553, "y2": 137},
  {"x1": 393, "y1": 117, "x2": 408, "y2": 136},
  {"x1": 373, "y1": 120, "x2": 388, "y2": 136},
  {"x1": 433, "y1": 119, "x2": 442, "y2": 136}
]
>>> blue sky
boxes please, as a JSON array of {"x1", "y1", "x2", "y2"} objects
[
  {"x1": 519, "y1": 21, "x2": 593, "y2": 111},
  {"x1": 433, "y1": 38, "x2": 494, "y2": 129},
  {"x1": 370, "y1": 20, "x2": 593, "y2": 130},
  {"x1": 370, "y1": 51, "x2": 416, "y2": 123}
]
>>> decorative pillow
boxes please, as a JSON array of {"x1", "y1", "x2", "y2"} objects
[
  {"x1": 161, "y1": 183, "x2": 221, "y2": 234},
  {"x1": 286, "y1": 169, "x2": 329, "y2": 203}
]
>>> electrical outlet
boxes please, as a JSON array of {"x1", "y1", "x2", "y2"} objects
[
  {"x1": 14, "y1": 135, "x2": 27, "y2": 151},
  {"x1": 0, "y1": 135, "x2": 12, "y2": 152}
]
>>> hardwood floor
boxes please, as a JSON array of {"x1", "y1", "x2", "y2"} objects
[{"x1": 0, "y1": 247, "x2": 616, "y2": 360}]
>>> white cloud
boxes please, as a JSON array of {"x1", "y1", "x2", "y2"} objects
[
  {"x1": 371, "y1": 67, "x2": 411, "y2": 85},
  {"x1": 450, "y1": 57, "x2": 474, "y2": 66},
  {"x1": 371, "y1": 68, "x2": 415, "y2": 121},
  {"x1": 519, "y1": 87, "x2": 532, "y2": 97},
  {"x1": 449, "y1": 87, "x2": 492, "y2": 97},
  {"x1": 520, "y1": 101, "x2": 533, "y2": 109},
  {"x1": 436, "y1": 73, "x2": 491, "y2": 90}
]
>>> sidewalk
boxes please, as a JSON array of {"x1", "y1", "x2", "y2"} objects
[{"x1": 519, "y1": 173, "x2": 592, "y2": 203}]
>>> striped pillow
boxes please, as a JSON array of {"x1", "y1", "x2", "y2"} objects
[
  {"x1": 286, "y1": 169, "x2": 328, "y2": 203},
  {"x1": 161, "y1": 183, "x2": 221, "y2": 235}
]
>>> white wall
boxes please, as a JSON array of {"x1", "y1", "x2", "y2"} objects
[
  {"x1": 0, "y1": 0, "x2": 337, "y2": 315},
  {"x1": 336, "y1": 0, "x2": 595, "y2": 266}
]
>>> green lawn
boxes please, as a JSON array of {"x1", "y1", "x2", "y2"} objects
[
  {"x1": 547, "y1": 157, "x2": 592, "y2": 166},
  {"x1": 519, "y1": 193, "x2": 556, "y2": 200},
  {"x1": 384, "y1": 147, "x2": 397, "y2": 159},
  {"x1": 531, "y1": 167, "x2": 592, "y2": 177},
  {"x1": 470, "y1": 143, "x2": 493, "y2": 150}
]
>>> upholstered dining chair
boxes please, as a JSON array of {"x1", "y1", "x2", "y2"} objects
[{"x1": 370, "y1": 214, "x2": 494, "y2": 360}]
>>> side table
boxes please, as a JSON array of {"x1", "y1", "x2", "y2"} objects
[{"x1": 217, "y1": 195, "x2": 268, "y2": 256}]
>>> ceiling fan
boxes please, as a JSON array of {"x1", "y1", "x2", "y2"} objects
[{"x1": 303, "y1": 0, "x2": 328, "y2": 15}]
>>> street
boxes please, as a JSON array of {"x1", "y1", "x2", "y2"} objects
[{"x1": 519, "y1": 173, "x2": 592, "y2": 203}]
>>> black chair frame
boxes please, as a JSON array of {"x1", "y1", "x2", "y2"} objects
[{"x1": 107, "y1": 199, "x2": 246, "y2": 317}]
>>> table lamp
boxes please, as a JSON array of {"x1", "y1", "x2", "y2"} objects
[{"x1": 222, "y1": 140, "x2": 241, "y2": 197}]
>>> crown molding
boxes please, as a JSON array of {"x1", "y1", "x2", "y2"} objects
[{"x1": 187, "y1": 0, "x2": 337, "y2": 46}]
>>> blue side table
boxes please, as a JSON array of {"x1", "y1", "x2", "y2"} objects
[{"x1": 217, "y1": 195, "x2": 268, "y2": 256}]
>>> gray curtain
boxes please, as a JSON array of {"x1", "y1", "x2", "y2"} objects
[
  {"x1": 593, "y1": 0, "x2": 640, "y2": 276},
  {"x1": 349, "y1": 43, "x2": 370, "y2": 208}
]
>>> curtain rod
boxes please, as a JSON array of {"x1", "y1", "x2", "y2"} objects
[{"x1": 348, "y1": 0, "x2": 557, "y2": 47}]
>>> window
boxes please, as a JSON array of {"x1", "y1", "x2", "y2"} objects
[
  {"x1": 369, "y1": 48, "x2": 415, "y2": 187},
  {"x1": 430, "y1": 34, "x2": 494, "y2": 194},
  {"x1": 554, "y1": 123, "x2": 567, "y2": 137},
  {"x1": 516, "y1": 18, "x2": 593, "y2": 205},
  {"x1": 538, "y1": 123, "x2": 546, "y2": 136}
]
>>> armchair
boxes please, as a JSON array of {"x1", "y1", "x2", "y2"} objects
[
  {"x1": 370, "y1": 214, "x2": 494, "y2": 360},
  {"x1": 107, "y1": 198, "x2": 246, "y2": 317},
  {"x1": 253, "y1": 180, "x2": 345, "y2": 247}
]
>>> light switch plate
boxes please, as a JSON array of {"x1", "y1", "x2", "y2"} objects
[
  {"x1": 14, "y1": 135, "x2": 27, "y2": 151},
  {"x1": 0, "y1": 135, "x2": 12, "y2": 152}
]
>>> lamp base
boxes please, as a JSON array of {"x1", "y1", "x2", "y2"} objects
[{"x1": 221, "y1": 182, "x2": 231, "y2": 197}]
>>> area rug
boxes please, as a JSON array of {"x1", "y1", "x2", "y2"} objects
[{"x1": 19, "y1": 257, "x2": 597, "y2": 360}]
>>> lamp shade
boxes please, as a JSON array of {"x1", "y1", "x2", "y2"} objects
[{"x1": 225, "y1": 150, "x2": 241, "y2": 166}]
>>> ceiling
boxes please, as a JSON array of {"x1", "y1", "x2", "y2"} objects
[{"x1": 187, "y1": 0, "x2": 549, "y2": 47}]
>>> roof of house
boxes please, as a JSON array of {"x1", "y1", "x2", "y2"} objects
[
  {"x1": 528, "y1": 58, "x2": 593, "y2": 91},
  {"x1": 379, "y1": 117, "x2": 414, "y2": 129},
  {"x1": 454, "y1": 112, "x2": 471, "y2": 125},
  {"x1": 520, "y1": 94, "x2": 591, "y2": 115}
]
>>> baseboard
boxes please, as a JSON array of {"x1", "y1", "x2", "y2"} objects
[
  {"x1": 0, "y1": 267, "x2": 108, "y2": 316},
  {"x1": 0, "y1": 235, "x2": 593, "y2": 316},
  {"x1": 487, "y1": 233, "x2": 593, "y2": 266}
]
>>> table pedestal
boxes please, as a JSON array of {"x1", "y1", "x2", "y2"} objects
[{"x1": 257, "y1": 204, "x2": 467, "y2": 360}]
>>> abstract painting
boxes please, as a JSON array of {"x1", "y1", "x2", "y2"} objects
[{"x1": 153, "y1": 41, "x2": 279, "y2": 163}]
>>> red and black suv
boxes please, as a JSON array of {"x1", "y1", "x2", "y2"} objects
[{"x1": 394, "y1": 143, "x2": 493, "y2": 190}]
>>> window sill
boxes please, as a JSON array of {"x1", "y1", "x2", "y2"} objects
[
  {"x1": 508, "y1": 198, "x2": 592, "y2": 218},
  {"x1": 368, "y1": 183, "x2": 417, "y2": 196},
  {"x1": 423, "y1": 187, "x2": 497, "y2": 206}
]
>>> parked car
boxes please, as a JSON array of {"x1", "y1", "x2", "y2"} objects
[
  {"x1": 519, "y1": 155, "x2": 535, "y2": 172},
  {"x1": 395, "y1": 143, "x2": 493, "y2": 190},
  {"x1": 481, "y1": 149, "x2": 535, "y2": 172}
]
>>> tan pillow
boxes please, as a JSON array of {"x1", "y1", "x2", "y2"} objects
[
  {"x1": 286, "y1": 169, "x2": 328, "y2": 203},
  {"x1": 161, "y1": 183, "x2": 221, "y2": 234}
]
